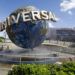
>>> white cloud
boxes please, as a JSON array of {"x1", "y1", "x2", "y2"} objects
[
  {"x1": 48, "y1": 22, "x2": 54, "y2": 28},
  {"x1": 55, "y1": 17, "x2": 60, "y2": 21},
  {"x1": 60, "y1": 0, "x2": 75, "y2": 14},
  {"x1": 68, "y1": 10, "x2": 73, "y2": 15}
]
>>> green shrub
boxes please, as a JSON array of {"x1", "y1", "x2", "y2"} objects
[
  {"x1": 8, "y1": 62, "x2": 75, "y2": 75},
  {"x1": 0, "y1": 37, "x2": 4, "y2": 42},
  {"x1": 57, "y1": 71, "x2": 67, "y2": 75}
]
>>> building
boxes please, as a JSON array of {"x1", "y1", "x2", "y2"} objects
[{"x1": 46, "y1": 28, "x2": 75, "y2": 42}]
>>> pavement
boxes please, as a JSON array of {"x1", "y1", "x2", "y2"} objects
[{"x1": 0, "y1": 63, "x2": 12, "y2": 75}]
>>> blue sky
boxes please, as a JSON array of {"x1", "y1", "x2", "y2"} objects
[{"x1": 0, "y1": 0, "x2": 75, "y2": 30}]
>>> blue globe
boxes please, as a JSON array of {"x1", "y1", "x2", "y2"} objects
[{"x1": 6, "y1": 6, "x2": 48, "y2": 48}]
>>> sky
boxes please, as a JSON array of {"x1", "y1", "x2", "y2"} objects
[{"x1": 0, "y1": 0, "x2": 75, "y2": 36}]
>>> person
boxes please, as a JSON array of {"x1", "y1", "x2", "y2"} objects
[
  {"x1": 6, "y1": 45, "x2": 9, "y2": 50},
  {"x1": 0, "y1": 45, "x2": 3, "y2": 51}
]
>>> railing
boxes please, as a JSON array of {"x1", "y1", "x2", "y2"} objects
[{"x1": 0, "y1": 40, "x2": 75, "y2": 64}]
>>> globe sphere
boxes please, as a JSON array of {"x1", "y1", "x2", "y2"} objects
[{"x1": 6, "y1": 6, "x2": 48, "y2": 48}]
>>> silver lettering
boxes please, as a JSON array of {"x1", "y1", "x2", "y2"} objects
[{"x1": 22, "y1": 11, "x2": 31, "y2": 22}]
